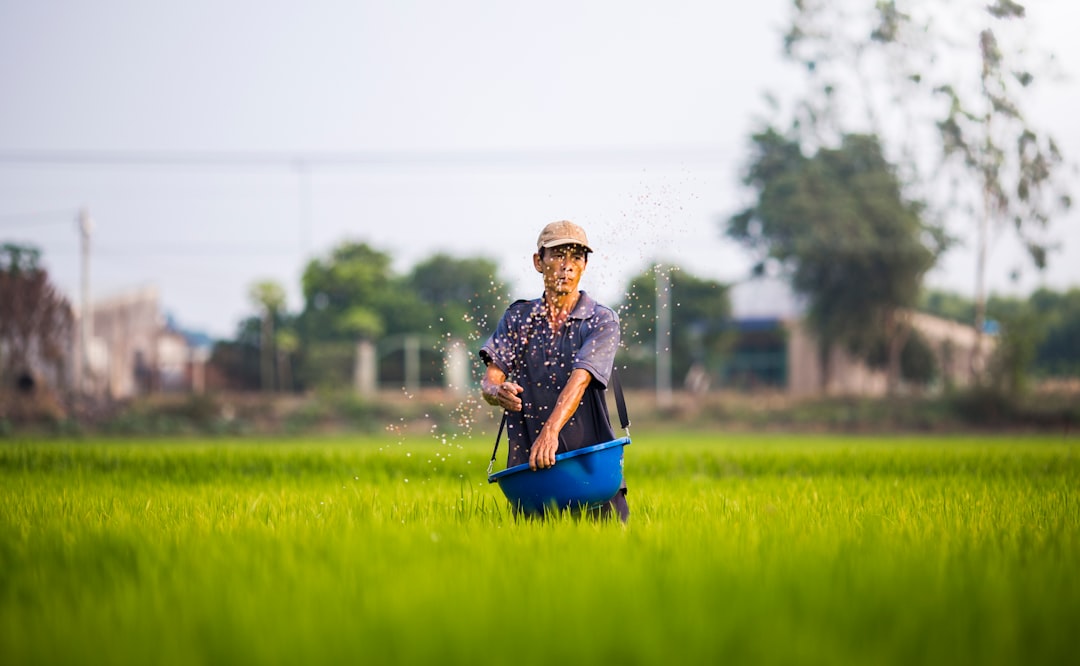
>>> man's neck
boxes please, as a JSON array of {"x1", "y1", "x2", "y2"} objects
[{"x1": 543, "y1": 290, "x2": 581, "y2": 329}]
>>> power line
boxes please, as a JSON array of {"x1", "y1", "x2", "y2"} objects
[
  {"x1": 24, "y1": 242, "x2": 301, "y2": 258},
  {"x1": 0, "y1": 146, "x2": 738, "y2": 170},
  {"x1": 94, "y1": 243, "x2": 300, "y2": 257}
]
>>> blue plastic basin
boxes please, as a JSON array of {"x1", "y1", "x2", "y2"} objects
[{"x1": 487, "y1": 437, "x2": 630, "y2": 515}]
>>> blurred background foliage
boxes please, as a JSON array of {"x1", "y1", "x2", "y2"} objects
[
  {"x1": 3, "y1": 237, "x2": 1079, "y2": 436},
  {"x1": 206, "y1": 238, "x2": 1077, "y2": 395},
  {"x1": 3, "y1": 1, "x2": 1078, "y2": 435}
]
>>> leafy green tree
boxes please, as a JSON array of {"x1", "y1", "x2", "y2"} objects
[
  {"x1": 984, "y1": 297, "x2": 1044, "y2": 396},
  {"x1": 292, "y1": 241, "x2": 511, "y2": 390},
  {"x1": 866, "y1": 328, "x2": 938, "y2": 387},
  {"x1": 728, "y1": 130, "x2": 948, "y2": 393},
  {"x1": 405, "y1": 254, "x2": 509, "y2": 343},
  {"x1": 275, "y1": 329, "x2": 299, "y2": 393},
  {"x1": 922, "y1": 286, "x2": 1080, "y2": 383},
  {"x1": 618, "y1": 265, "x2": 732, "y2": 389},
  {"x1": 1025, "y1": 288, "x2": 1080, "y2": 378},
  {"x1": 298, "y1": 242, "x2": 397, "y2": 342},
  {"x1": 295, "y1": 242, "x2": 402, "y2": 389},
  {"x1": 248, "y1": 280, "x2": 287, "y2": 392},
  {"x1": 779, "y1": 0, "x2": 1072, "y2": 374}
]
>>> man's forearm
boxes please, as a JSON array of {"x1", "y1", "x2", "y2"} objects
[{"x1": 539, "y1": 368, "x2": 592, "y2": 439}]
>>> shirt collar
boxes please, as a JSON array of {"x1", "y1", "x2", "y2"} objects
[
  {"x1": 533, "y1": 291, "x2": 596, "y2": 321},
  {"x1": 569, "y1": 290, "x2": 597, "y2": 320},
  {"x1": 534, "y1": 290, "x2": 596, "y2": 320}
]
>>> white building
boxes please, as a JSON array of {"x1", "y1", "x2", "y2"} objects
[
  {"x1": 726, "y1": 278, "x2": 994, "y2": 397},
  {"x1": 74, "y1": 286, "x2": 208, "y2": 399}
]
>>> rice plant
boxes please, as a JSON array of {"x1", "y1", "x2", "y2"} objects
[{"x1": 1, "y1": 433, "x2": 1077, "y2": 665}]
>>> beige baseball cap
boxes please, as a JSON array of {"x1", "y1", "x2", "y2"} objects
[{"x1": 536, "y1": 220, "x2": 593, "y2": 253}]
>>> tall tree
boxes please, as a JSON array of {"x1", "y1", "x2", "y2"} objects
[
  {"x1": 0, "y1": 243, "x2": 74, "y2": 393},
  {"x1": 295, "y1": 242, "x2": 399, "y2": 389},
  {"x1": 248, "y1": 280, "x2": 287, "y2": 392},
  {"x1": 298, "y1": 242, "x2": 397, "y2": 342},
  {"x1": 779, "y1": 0, "x2": 1072, "y2": 375},
  {"x1": 405, "y1": 254, "x2": 509, "y2": 343},
  {"x1": 728, "y1": 130, "x2": 948, "y2": 392},
  {"x1": 1020, "y1": 288, "x2": 1080, "y2": 379}
]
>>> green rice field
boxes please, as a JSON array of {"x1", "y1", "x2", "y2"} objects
[{"x1": 1, "y1": 432, "x2": 1077, "y2": 665}]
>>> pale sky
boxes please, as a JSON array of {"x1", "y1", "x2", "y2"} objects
[{"x1": 2, "y1": 0, "x2": 1078, "y2": 339}]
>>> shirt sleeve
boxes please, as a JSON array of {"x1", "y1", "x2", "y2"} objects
[
  {"x1": 573, "y1": 305, "x2": 620, "y2": 388},
  {"x1": 478, "y1": 302, "x2": 523, "y2": 376}
]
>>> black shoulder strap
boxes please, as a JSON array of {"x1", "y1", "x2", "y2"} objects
[
  {"x1": 609, "y1": 366, "x2": 630, "y2": 432},
  {"x1": 487, "y1": 412, "x2": 508, "y2": 477}
]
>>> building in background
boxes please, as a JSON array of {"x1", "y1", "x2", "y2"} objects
[
  {"x1": 76, "y1": 286, "x2": 211, "y2": 399},
  {"x1": 724, "y1": 278, "x2": 994, "y2": 397}
]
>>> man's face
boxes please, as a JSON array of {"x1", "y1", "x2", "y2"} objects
[{"x1": 534, "y1": 244, "x2": 588, "y2": 296}]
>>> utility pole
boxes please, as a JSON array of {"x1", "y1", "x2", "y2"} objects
[
  {"x1": 655, "y1": 264, "x2": 673, "y2": 409},
  {"x1": 404, "y1": 334, "x2": 420, "y2": 394},
  {"x1": 77, "y1": 208, "x2": 92, "y2": 396}
]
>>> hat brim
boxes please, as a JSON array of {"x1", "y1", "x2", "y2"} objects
[{"x1": 538, "y1": 238, "x2": 593, "y2": 253}]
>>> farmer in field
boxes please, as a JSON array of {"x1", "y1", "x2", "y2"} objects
[{"x1": 479, "y1": 220, "x2": 628, "y2": 521}]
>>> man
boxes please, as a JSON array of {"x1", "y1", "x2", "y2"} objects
[{"x1": 479, "y1": 220, "x2": 628, "y2": 521}]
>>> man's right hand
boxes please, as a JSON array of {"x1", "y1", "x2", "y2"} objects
[
  {"x1": 481, "y1": 365, "x2": 524, "y2": 412},
  {"x1": 490, "y1": 381, "x2": 523, "y2": 412}
]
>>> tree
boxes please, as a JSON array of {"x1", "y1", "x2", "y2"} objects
[
  {"x1": 727, "y1": 130, "x2": 948, "y2": 393},
  {"x1": 921, "y1": 286, "x2": 1080, "y2": 383},
  {"x1": 1021, "y1": 288, "x2": 1080, "y2": 378},
  {"x1": 0, "y1": 243, "x2": 74, "y2": 396},
  {"x1": 293, "y1": 241, "x2": 512, "y2": 390},
  {"x1": 618, "y1": 264, "x2": 733, "y2": 389},
  {"x1": 298, "y1": 242, "x2": 397, "y2": 342},
  {"x1": 248, "y1": 280, "x2": 287, "y2": 392},
  {"x1": 405, "y1": 254, "x2": 509, "y2": 343},
  {"x1": 779, "y1": 0, "x2": 1072, "y2": 375},
  {"x1": 294, "y1": 242, "x2": 396, "y2": 389},
  {"x1": 919, "y1": 288, "x2": 975, "y2": 326},
  {"x1": 275, "y1": 329, "x2": 299, "y2": 393},
  {"x1": 983, "y1": 295, "x2": 1044, "y2": 397}
]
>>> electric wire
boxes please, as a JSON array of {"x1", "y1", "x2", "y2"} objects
[{"x1": 0, "y1": 146, "x2": 738, "y2": 170}]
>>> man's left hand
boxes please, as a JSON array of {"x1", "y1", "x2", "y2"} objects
[{"x1": 529, "y1": 431, "x2": 559, "y2": 471}]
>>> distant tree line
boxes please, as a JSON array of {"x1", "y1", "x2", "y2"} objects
[
  {"x1": 1, "y1": 236, "x2": 1077, "y2": 410},
  {"x1": 210, "y1": 239, "x2": 1078, "y2": 397},
  {"x1": 209, "y1": 240, "x2": 736, "y2": 393},
  {"x1": 920, "y1": 287, "x2": 1080, "y2": 390},
  {"x1": 212, "y1": 243, "x2": 515, "y2": 393}
]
